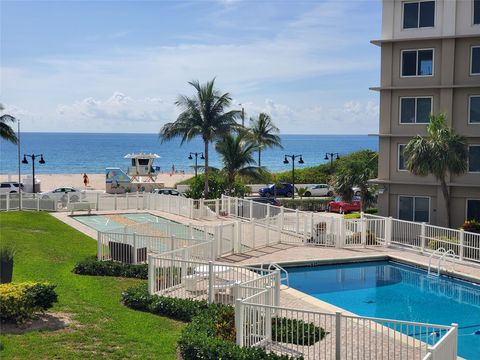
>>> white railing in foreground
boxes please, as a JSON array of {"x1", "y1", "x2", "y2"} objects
[{"x1": 237, "y1": 297, "x2": 457, "y2": 360}]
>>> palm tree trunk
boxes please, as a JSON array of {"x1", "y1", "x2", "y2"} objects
[
  {"x1": 440, "y1": 178, "x2": 451, "y2": 228},
  {"x1": 203, "y1": 138, "x2": 209, "y2": 198},
  {"x1": 258, "y1": 149, "x2": 261, "y2": 167}
]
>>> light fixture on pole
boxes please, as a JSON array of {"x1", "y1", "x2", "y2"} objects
[
  {"x1": 22, "y1": 154, "x2": 45, "y2": 193},
  {"x1": 283, "y1": 154, "x2": 304, "y2": 199},
  {"x1": 324, "y1": 152, "x2": 340, "y2": 167},
  {"x1": 188, "y1": 152, "x2": 205, "y2": 177}
]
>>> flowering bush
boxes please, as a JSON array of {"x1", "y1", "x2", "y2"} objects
[
  {"x1": 0, "y1": 282, "x2": 57, "y2": 324},
  {"x1": 461, "y1": 220, "x2": 480, "y2": 234}
]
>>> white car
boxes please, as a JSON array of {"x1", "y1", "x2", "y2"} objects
[
  {"x1": 303, "y1": 184, "x2": 334, "y2": 197},
  {"x1": 0, "y1": 182, "x2": 24, "y2": 194},
  {"x1": 41, "y1": 187, "x2": 86, "y2": 203}
]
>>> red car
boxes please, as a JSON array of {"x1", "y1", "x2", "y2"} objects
[{"x1": 327, "y1": 196, "x2": 361, "y2": 213}]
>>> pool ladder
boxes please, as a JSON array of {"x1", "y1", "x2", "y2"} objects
[
  {"x1": 428, "y1": 248, "x2": 456, "y2": 276},
  {"x1": 262, "y1": 263, "x2": 289, "y2": 288}
]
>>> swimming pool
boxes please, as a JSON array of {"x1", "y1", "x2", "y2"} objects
[
  {"x1": 73, "y1": 212, "x2": 207, "y2": 240},
  {"x1": 287, "y1": 261, "x2": 480, "y2": 359}
]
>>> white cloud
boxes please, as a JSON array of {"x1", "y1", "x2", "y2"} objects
[{"x1": 0, "y1": 0, "x2": 380, "y2": 134}]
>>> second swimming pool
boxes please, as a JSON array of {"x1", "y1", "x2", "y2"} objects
[{"x1": 287, "y1": 260, "x2": 480, "y2": 359}]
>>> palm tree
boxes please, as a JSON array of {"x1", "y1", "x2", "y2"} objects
[
  {"x1": 248, "y1": 113, "x2": 282, "y2": 167},
  {"x1": 159, "y1": 79, "x2": 240, "y2": 197},
  {"x1": 404, "y1": 113, "x2": 468, "y2": 227},
  {"x1": 332, "y1": 150, "x2": 378, "y2": 212},
  {"x1": 0, "y1": 104, "x2": 18, "y2": 144},
  {"x1": 215, "y1": 131, "x2": 259, "y2": 191}
]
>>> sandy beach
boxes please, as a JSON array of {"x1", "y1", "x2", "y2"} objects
[{"x1": 0, "y1": 173, "x2": 194, "y2": 192}]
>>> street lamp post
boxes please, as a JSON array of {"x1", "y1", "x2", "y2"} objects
[
  {"x1": 283, "y1": 154, "x2": 304, "y2": 199},
  {"x1": 324, "y1": 152, "x2": 340, "y2": 167},
  {"x1": 188, "y1": 152, "x2": 204, "y2": 178},
  {"x1": 22, "y1": 154, "x2": 45, "y2": 193},
  {"x1": 238, "y1": 104, "x2": 245, "y2": 127}
]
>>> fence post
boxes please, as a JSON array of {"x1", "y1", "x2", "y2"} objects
[
  {"x1": 235, "y1": 198, "x2": 239, "y2": 217},
  {"x1": 114, "y1": 193, "x2": 117, "y2": 211},
  {"x1": 421, "y1": 222, "x2": 426, "y2": 253},
  {"x1": 266, "y1": 216, "x2": 270, "y2": 245},
  {"x1": 227, "y1": 197, "x2": 231, "y2": 216},
  {"x1": 252, "y1": 221, "x2": 256, "y2": 249},
  {"x1": 132, "y1": 232, "x2": 138, "y2": 264},
  {"x1": 208, "y1": 261, "x2": 214, "y2": 304},
  {"x1": 337, "y1": 218, "x2": 345, "y2": 248},
  {"x1": 96, "y1": 192, "x2": 100, "y2": 210},
  {"x1": 235, "y1": 298, "x2": 244, "y2": 346},
  {"x1": 97, "y1": 231, "x2": 102, "y2": 260},
  {"x1": 249, "y1": 200, "x2": 253, "y2": 220},
  {"x1": 459, "y1": 230, "x2": 464, "y2": 261},
  {"x1": 266, "y1": 203, "x2": 270, "y2": 219},
  {"x1": 147, "y1": 254, "x2": 154, "y2": 295},
  {"x1": 6, "y1": 192, "x2": 9, "y2": 211},
  {"x1": 19, "y1": 191, "x2": 22, "y2": 211},
  {"x1": 295, "y1": 209, "x2": 299, "y2": 233},
  {"x1": 385, "y1": 217, "x2": 392, "y2": 247},
  {"x1": 37, "y1": 195, "x2": 40, "y2": 211},
  {"x1": 215, "y1": 199, "x2": 219, "y2": 216},
  {"x1": 279, "y1": 207, "x2": 284, "y2": 231},
  {"x1": 361, "y1": 217, "x2": 367, "y2": 248},
  {"x1": 335, "y1": 311, "x2": 342, "y2": 360},
  {"x1": 274, "y1": 270, "x2": 281, "y2": 307},
  {"x1": 136, "y1": 191, "x2": 139, "y2": 210},
  {"x1": 265, "y1": 286, "x2": 272, "y2": 343},
  {"x1": 234, "y1": 221, "x2": 241, "y2": 253}
]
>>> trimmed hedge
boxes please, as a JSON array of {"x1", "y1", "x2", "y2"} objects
[
  {"x1": 0, "y1": 282, "x2": 58, "y2": 323},
  {"x1": 278, "y1": 198, "x2": 332, "y2": 212},
  {"x1": 122, "y1": 284, "x2": 327, "y2": 359},
  {"x1": 73, "y1": 256, "x2": 147, "y2": 279}
]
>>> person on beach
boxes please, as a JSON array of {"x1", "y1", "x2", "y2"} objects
[{"x1": 83, "y1": 173, "x2": 89, "y2": 188}]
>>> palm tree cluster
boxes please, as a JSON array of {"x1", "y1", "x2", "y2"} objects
[{"x1": 159, "y1": 78, "x2": 282, "y2": 197}]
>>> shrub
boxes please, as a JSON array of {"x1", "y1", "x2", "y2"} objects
[
  {"x1": 73, "y1": 256, "x2": 148, "y2": 279},
  {"x1": 278, "y1": 198, "x2": 332, "y2": 212},
  {"x1": 461, "y1": 220, "x2": 480, "y2": 234},
  {"x1": 0, "y1": 282, "x2": 57, "y2": 323},
  {"x1": 271, "y1": 317, "x2": 325, "y2": 345},
  {"x1": 365, "y1": 207, "x2": 378, "y2": 214},
  {"x1": 122, "y1": 284, "x2": 210, "y2": 321},
  {"x1": 123, "y1": 285, "x2": 306, "y2": 360},
  {"x1": 183, "y1": 173, "x2": 249, "y2": 199}
]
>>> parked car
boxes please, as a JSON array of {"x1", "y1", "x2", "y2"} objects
[
  {"x1": 153, "y1": 188, "x2": 184, "y2": 196},
  {"x1": 40, "y1": 187, "x2": 86, "y2": 203},
  {"x1": 0, "y1": 182, "x2": 23, "y2": 194},
  {"x1": 304, "y1": 184, "x2": 334, "y2": 197},
  {"x1": 327, "y1": 196, "x2": 361, "y2": 214},
  {"x1": 258, "y1": 183, "x2": 295, "y2": 198}
]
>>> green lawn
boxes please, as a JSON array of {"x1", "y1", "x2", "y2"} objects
[{"x1": 0, "y1": 211, "x2": 183, "y2": 359}]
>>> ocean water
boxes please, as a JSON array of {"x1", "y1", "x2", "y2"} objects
[{"x1": 0, "y1": 133, "x2": 378, "y2": 174}]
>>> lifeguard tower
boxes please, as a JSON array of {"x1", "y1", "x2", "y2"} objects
[{"x1": 125, "y1": 153, "x2": 160, "y2": 182}]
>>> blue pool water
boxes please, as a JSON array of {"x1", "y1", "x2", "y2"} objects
[{"x1": 287, "y1": 261, "x2": 480, "y2": 359}]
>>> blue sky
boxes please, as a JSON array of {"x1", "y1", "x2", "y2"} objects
[{"x1": 0, "y1": 0, "x2": 382, "y2": 134}]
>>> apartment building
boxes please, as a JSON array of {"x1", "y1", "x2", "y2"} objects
[{"x1": 371, "y1": 0, "x2": 480, "y2": 227}]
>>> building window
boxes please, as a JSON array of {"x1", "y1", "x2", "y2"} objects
[
  {"x1": 475, "y1": 0, "x2": 480, "y2": 25},
  {"x1": 401, "y1": 49, "x2": 433, "y2": 76},
  {"x1": 400, "y1": 97, "x2": 432, "y2": 123},
  {"x1": 398, "y1": 144, "x2": 408, "y2": 170},
  {"x1": 471, "y1": 46, "x2": 480, "y2": 75},
  {"x1": 467, "y1": 199, "x2": 480, "y2": 221},
  {"x1": 469, "y1": 96, "x2": 480, "y2": 123},
  {"x1": 468, "y1": 145, "x2": 480, "y2": 172},
  {"x1": 403, "y1": 1, "x2": 435, "y2": 29},
  {"x1": 399, "y1": 196, "x2": 430, "y2": 222}
]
